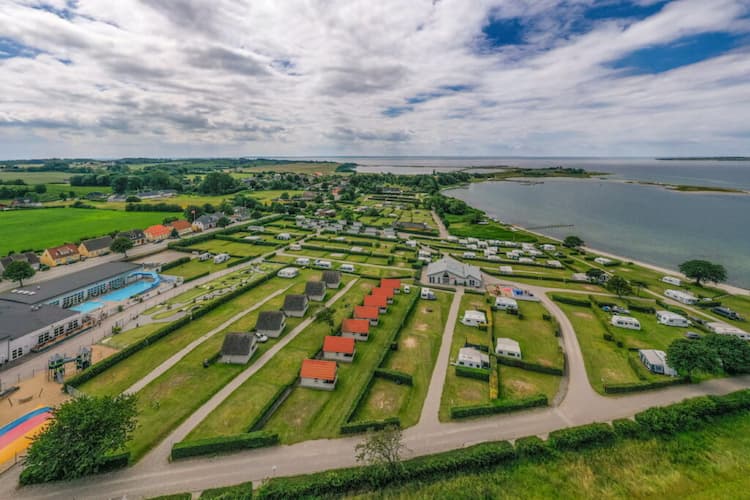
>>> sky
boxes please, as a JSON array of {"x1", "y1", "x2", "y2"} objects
[{"x1": 1, "y1": 0, "x2": 749, "y2": 159}]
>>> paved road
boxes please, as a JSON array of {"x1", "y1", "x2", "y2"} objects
[{"x1": 431, "y1": 210, "x2": 449, "y2": 239}]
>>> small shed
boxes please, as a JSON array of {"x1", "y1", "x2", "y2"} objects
[
  {"x1": 322, "y1": 336, "x2": 356, "y2": 362},
  {"x1": 220, "y1": 333, "x2": 257, "y2": 364},
  {"x1": 342, "y1": 318, "x2": 371, "y2": 341},
  {"x1": 371, "y1": 287, "x2": 394, "y2": 304},
  {"x1": 300, "y1": 359, "x2": 338, "y2": 390},
  {"x1": 322, "y1": 270, "x2": 342, "y2": 289},
  {"x1": 255, "y1": 311, "x2": 286, "y2": 338},
  {"x1": 283, "y1": 294, "x2": 309, "y2": 318},
  {"x1": 495, "y1": 338, "x2": 522, "y2": 359},
  {"x1": 305, "y1": 281, "x2": 327, "y2": 302},
  {"x1": 380, "y1": 278, "x2": 401, "y2": 293},
  {"x1": 364, "y1": 294, "x2": 388, "y2": 313}
]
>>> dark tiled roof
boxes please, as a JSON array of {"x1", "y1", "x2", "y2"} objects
[
  {"x1": 255, "y1": 311, "x2": 285, "y2": 330},
  {"x1": 305, "y1": 281, "x2": 326, "y2": 297},
  {"x1": 0, "y1": 301, "x2": 79, "y2": 341},
  {"x1": 117, "y1": 229, "x2": 146, "y2": 241},
  {"x1": 81, "y1": 236, "x2": 113, "y2": 252},
  {"x1": 321, "y1": 270, "x2": 341, "y2": 285},
  {"x1": 221, "y1": 332, "x2": 254, "y2": 356},
  {"x1": 283, "y1": 294, "x2": 309, "y2": 311}
]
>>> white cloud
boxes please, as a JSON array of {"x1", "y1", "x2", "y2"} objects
[{"x1": 0, "y1": 0, "x2": 748, "y2": 158}]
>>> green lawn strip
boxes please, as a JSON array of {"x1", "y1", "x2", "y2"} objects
[
  {"x1": 502, "y1": 275, "x2": 605, "y2": 292},
  {"x1": 499, "y1": 366, "x2": 560, "y2": 402},
  {"x1": 492, "y1": 302, "x2": 563, "y2": 369},
  {"x1": 443, "y1": 213, "x2": 534, "y2": 242},
  {"x1": 0, "y1": 208, "x2": 169, "y2": 255},
  {"x1": 125, "y1": 276, "x2": 314, "y2": 461},
  {"x1": 78, "y1": 272, "x2": 304, "y2": 396},
  {"x1": 346, "y1": 412, "x2": 750, "y2": 500},
  {"x1": 264, "y1": 283, "x2": 414, "y2": 444},
  {"x1": 187, "y1": 278, "x2": 372, "y2": 441},
  {"x1": 357, "y1": 290, "x2": 454, "y2": 427},
  {"x1": 164, "y1": 258, "x2": 238, "y2": 280},
  {"x1": 186, "y1": 240, "x2": 274, "y2": 258},
  {"x1": 104, "y1": 324, "x2": 164, "y2": 350}
]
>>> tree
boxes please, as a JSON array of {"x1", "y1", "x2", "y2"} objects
[
  {"x1": 563, "y1": 235, "x2": 584, "y2": 248},
  {"x1": 111, "y1": 176, "x2": 129, "y2": 194},
  {"x1": 355, "y1": 425, "x2": 407, "y2": 473},
  {"x1": 585, "y1": 268, "x2": 604, "y2": 282},
  {"x1": 606, "y1": 275, "x2": 632, "y2": 297},
  {"x1": 316, "y1": 306, "x2": 335, "y2": 331},
  {"x1": 217, "y1": 216, "x2": 231, "y2": 228},
  {"x1": 34, "y1": 184, "x2": 47, "y2": 194},
  {"x1": 280, "y1": 191, "x2": 290, "y2": 200},
  {"x1": 110, "y1": 237, "x2": 133, "y2": 257},
  {"x1": 679, "y1": 260, "x2": 727, "y2": 286},
  {"x1": 198, "y1": 172, "x2": 239, "y2": 195},
  {"x1": 170, "y1": 227, "x2": 179, "y2": 238},
  {"x1": 666, "y1": 339, "x2": 720, "y2": 378},
  {"x1": 21, "y1": 394, "x2": 137, "y2": 484},
  {"x1": 2, "y1": 260, "x2": 35, "y2": 286},
  {"x1": 704, "y1": 335, "x2": 750, "y2": 374}
]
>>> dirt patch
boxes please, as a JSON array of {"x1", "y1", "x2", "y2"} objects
[
  {"x1": 0, "y1": 371, "x2": 70, "y2": 426},
  {"x1": 413, "y1": 321, "x2": 429, "y2": 333},
  {"x1": 506, "y1": 380, "x2": 536, "y2": 397},
  {"x1": 91, "y1": 344, "x2": 118, "y2": 363},
  {"x1": 574, "y1": 311, "x2": 594, "y2": 319},
  {"x1": 402, "y1": 337, "x2": 418, "y2": 349},
  {"x1": 369, "y1": 389, "x2": 399, "y2": 412}
]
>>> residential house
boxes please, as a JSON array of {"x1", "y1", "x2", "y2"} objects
[
  {"x1": 192, "y1": 213, "x2": 222, "y2": 232},
  {"x1": 283, "y1": 294, "x2": 309, "y2": 318},
  {"x1": 78, "y1": 236, "x2": 113, "y2": 258},
  {"x1": 460, "y1": 310, "x2": 487, "y2": 327},
  {"x1": 116, "y1": 229, "x2": 147, "y2": 247},
  {"x1": 321, "y1": 270, "x2": 342, "y2": 289},
  {"x1": 639, "y1": 349, "x2": 678, "y2": 377},
  {"x1": 254, "y1": 311, "x2": 286, "y2": 338},
  {"x1": 40, "y1": 244, "x2": 80, "y2": 267},
  {"x1": 0, "y1": 252, "x2": 40, "y2": 273},
  {"x1": 144, "y1": 224, "x2": 171, "y2": 242},
  {"x1": 299, "y1": 359, "x2": 338, "y2": 390},
  {"x1": 495, "y1": 338, "x2": 522, "y2": 359},
  {"x1": 457, "y1": 347, "x2": 490, "y2": 369},
  {"x1": 425, "y1": 256, "x2": 483, "y2": 288},
  {"x1": 305, "y1": 281, "x2": 327, "y2": 302},
  {"x1": 322, "y1": 336, "x2": 356, "y2": 362},
  {"x1": 364, "y1": 294, "x2": 388, "y2": 313},
  {"x1": 354, "y1": 306, "x2": 379, "y2": 326},
  {"x1": 220, "y1": 332, "x2": 257, "y2": 364},
  {"x1": 342, "y1": 318, "x2": 371, "y2": 341},
  {"x1": 168, "y1": 220, "x2": 193, "y2": 236}
]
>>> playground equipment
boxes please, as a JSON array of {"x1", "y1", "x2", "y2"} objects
[
  {"x1": 47, "y1": 346, "x2": 92, "y2": 383},
  {"x1": 0, "y1": 407, "x2": 52, "y2": 465}
]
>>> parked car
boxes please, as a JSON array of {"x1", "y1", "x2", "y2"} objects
[
  {"x1": 712, "y1": 306, "x2": 744, "y2": 321},
  {"x1": 685, "y1": 331, "x2": 702, "y2": 340},
  {"x1": 612, "y1": 306, "x2": 630, "y2": 314},
  {"x1": 254, "y1": 332, "x2": 269, "y2": 343}
]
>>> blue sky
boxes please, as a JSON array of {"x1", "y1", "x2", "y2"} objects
[{"x1": 0, "y1": 0, "x2": 749, "y2": 158}]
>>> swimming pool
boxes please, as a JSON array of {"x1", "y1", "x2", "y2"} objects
[{"x1": 71, "y1": 272, "x2": 160, "y2": 313}]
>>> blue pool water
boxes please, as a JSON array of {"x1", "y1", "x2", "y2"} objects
[{"x1": 71, "y1": 272, "x2": 160, "y2": 313}]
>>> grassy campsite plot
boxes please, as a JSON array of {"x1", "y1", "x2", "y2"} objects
[
  {"x1": 162, "y1": 257, "x2": 240, "y2": 279},
  {"x1": 492, "y1": 301, "x2": 562, "y2": 370},
  {"x1": 185, "y1": 238, "x2": 276, "y2": 257}
]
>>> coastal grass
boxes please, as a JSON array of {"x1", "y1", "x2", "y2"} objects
[
  {"x1": 264, "y1": 282, "x2": 414, "y2": 444},
  {"x1": 355, "y1": 290, "x2": 454, "y2": 427},
  {"x1": 346, "y1": 411, "x2": 750, "y2": 499},
  {"x1": 0, "y1": 207, "x2": 168, "y2": 255},
  {"x1": 186, "y1": 277, "x2": 369, "y2": 442},
  {"x1": 443, "y1": 213, "x2": 535, "y2": 242}
]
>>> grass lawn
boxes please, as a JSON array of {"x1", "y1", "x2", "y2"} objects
[
  {"x1": 77, "y1": 271, "x2": 300, "y2": 397},
  {"x1": 163, "y1": 257, "x2": 239, "y2": 279},
  {"x1": 444, "y1": 213, "x2": 535, "y2": 242},
  {"x1": 348, "y1": 412, "x2": 750, "y2": 499},
  {"x1": 0, "y1": 171, "x2": 72, "y2": 183},
  {"x1": 186, "y1": 239, "x2": 276, "y2": 257},
  {"x1": 91, "y1": 193, "x2": 242, "y2": 210},
  {"x1": 499, "y1": 365, "x2": 560, "y2": 401},
  {"x1": 0, "y1": 208, "x2": 168, "y2": 255},
  {"x1": 355, "y1": 290, "x2": 454, "y2": 427},
  {"x1": 124, "y1": 275, "x2": 316, "y2": 461},
  {"x1": 493, "y1": 301, "x2": 563, "y2": 369},
  {"x1": 263, "y1": 282, "x2": 415, "y2": 444},
  {"x1": 187, "y1": 277, "x2": 370, "y2": 441},
  {"x1": 104, "y1": 324, "x2": 164, "y2": 350}
]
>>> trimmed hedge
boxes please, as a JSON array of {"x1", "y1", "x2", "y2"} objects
[
  {"x1": 67, "y1": 270, "x2": 277, "y2": 388},
  {"x1": 611, "y1": 418, "x2": 642, "y2": 438},
  {"x1": 551, "y1": 295, "x2": 591, "y2": 307},
  {"x1": 455, "y1": 365, "x2": 491, "y2": 381},
  {"x1": 514, "y1": 436, "x2": 549, "y2": 458},
  {"x1": 200, "y1": 481, "x2": 253, "y2": 499},
  {"x1": 171, "y1": 431, "x2": 279, "y2": 460},
  {"x1": 246, "y1": 382, "x2": 296, "y2": 432},
  {"x1": 495, "y1": 356, "x2": 564, "y2": 376},
  {"x1": 604, "y1": 378, "x2": 688, "y2": 394},
  {"x1": 548, "y1": 423, "x2": 615, "y2": 451},
  {"x1": 374, "y1": 368, "x2": 413, "y2": 385},
  {"x1": 634, "y1": 396, "x2": 719, "y2": 434},
  {"x1": 161, "y1": 256, "x2": 191, "y2": 271},
  {"x1": 450, "y1": 394, "x2": 548, "y2": 419},
  {"x1": 227, "y1": 256, "x2": 255, "y2": 268},
  {"x1": 184, "y1": 271, "x2": 210, "y2": 283},
  {"x1": 340, "y1": 417, "x2": 401, "y2": 435}
]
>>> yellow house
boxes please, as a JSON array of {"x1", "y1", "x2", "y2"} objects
[
  {"x1": 40, "y1": 244, "x2": 80, "y2": 267},
  {"x1": 78, "y1": 236, "x2": 114, "y2": 258}
]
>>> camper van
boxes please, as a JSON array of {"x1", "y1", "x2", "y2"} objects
[
  {"x1": 664, "y1": 289, "x2": 697, "y2": 305},
  {"x1": 295, "y1": 257, "x2": 310, "y2": 266},
  {"x1": 339, "y1": 263, "x2": 355, "y2": 273},
  {"x1": 213, "y1": 253, "x2": 230, "y2": 264},
  {"x1": 314, "y1": 259, "x2": 332, "y2": 269},
  {"x1": 420, "y1": 287, "x2": 436, "y2": 300},
  {"x1": 656, "y1": 310, "x2": 690, "y2": 327},
  {"x1": 662, "y1": 276, "x2": 682, "y2": 286}
]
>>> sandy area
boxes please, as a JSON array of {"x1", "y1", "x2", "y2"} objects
[
  {"x1": 0, "y1": 371, "x2": 69, "y2": 426},
  {"x1": 134, "y1": 250, "x2": 190, "y2": 265}
]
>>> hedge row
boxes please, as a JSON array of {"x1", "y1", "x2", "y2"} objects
[
  {"x1": 309, "y1": 236, "x2": 375, "y2": 247},
  {"x1": 634, "y1": 394, "x2": 739, "y2": 434},
  {"x1": 227, "y1": 255, "x2": 255, "y2": 268},
  {"x1": 373, "y1": 368, "x2": 413, "y2": 385},
  {"x1": 246, "y1": 382, "x2": 296, "y2": 432},
  {"x1": 550, "y1": 295, "x2": 591, "y2": 307},
  {"x1": 171, "y1": 431, "x2": 280, "y2": 460},
  {"x1": 548, "y1": 422, "x2": 615, "y2": 451},
  {"x1": 455, "y1": 365, "x2": 491, "y2": 381},
  {"x1": 160, "y1": 256, "x2": 191, "y2": 271},
  {"x1": 495, "y1": 356, "x2": 564, "y2": 376},
  {"x1": 199, "y1": 481, "x2": 253, "y2": 499},
  {"x1": 625, "y1": 301, "x2": 656, "y2": 314},
  {"x1": 67, "y1": 270, "x2": 276, "y2": 388},
  {"x1": 340, "y1": 417, "x2": 401, "y2": 435},
  {"x1": 184, "y1": 271, "x2": 210, "y2": 283},
  {"x1": 450, "y1": 394, "x2": 548, "y2": 419}
]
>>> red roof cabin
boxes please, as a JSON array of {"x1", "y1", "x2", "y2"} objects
[
  {"x1": 354, "y1": 306, "x2": 380, "y2": 326},
  {"x1": 341, "y1": 318, "x2": 371, "y2": 341},
  {"x1": 372, "y1": 287, "x2": 394, "y2": 304},
  {"x1": 364, "y1": 294, "x2": 388, "y2": 313},
  {"x1": 380, "y1": 278, "x2": 401, "y2": 293},
  {"x1": 323, "y1": 336, "x2": 356, "y2": 362},
  {"x1": 299, "y1": 359, "x2": 338, "y2": 390}
]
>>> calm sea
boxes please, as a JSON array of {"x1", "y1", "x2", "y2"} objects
[{"x1": 287, "y1": 156, "x2": 750, "y2": 288}]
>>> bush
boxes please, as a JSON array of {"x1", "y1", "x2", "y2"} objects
[
  {"x1": 200, "y1": 481, "x2": 253, "y2": 499},
  {"x1": 455, "y1": 365, "x2": 490, "y2": 381},
  {"x1": 709, "y1": 389, "x2": 750, "y2": 414},
  {"x1": 603, "y1": 378, "x2": 687, "y2": 394},
  {"x1": 374, "y1": 368, "x2": 413, "y2": 385},
  {"x1": 551, "y1": 295, "x2": 591, "y2": 307},
  {"x1": 340, "y1": 417, "x2": 401, "y2": 435},
  {"x1": 514, "y1": 436, "x2": 549, "y2": 458},
  {"x1": 612, "y1": 418, "x2": 643, "y2": 438},
  {"x1": 450, "y1": 394, "x2": 548, "y2": 419},
  {"x1": 548, "y1": 423, "x2": 615, "y2": 451},
  {"x1": 171, "y1": 431, "x2": 279, "y2": 460},
  {"x1": 635, "y1": 396, "x2": 718, "y2": 434}
]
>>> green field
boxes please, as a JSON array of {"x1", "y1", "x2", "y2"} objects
[
  {"x1": 444, "y1": 214, "x2": 535, "y2": 242},
  {"x1": 0, "y1": 171, "x2": 72, "y2": 183},
  {"x1": 162, "y1": 257, "x2": 240, "y2": 279},
  {"x1": 0, "y1": 208, "x2": 169, "y2": 255}
]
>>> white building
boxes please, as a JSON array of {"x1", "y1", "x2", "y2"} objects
[
  {"x1": 518, "y1": 257, "x2": 535, "y2": 264},
  {"x1": 462, "y1": 252, "x2": 476, "y2": 259},
  {"x1": 457, "y1": 347, "x2": 490, "y2": 369},
  {"x1": 425, "y1": 256, "x2": 482, "y2": 288},
  {"x1": 314, "y1": 259, "x2": 332, "y2": 269},
  {"x1": 656, "y1": 310, "x2": 690, "y2": 327},
  {"x1": 541, "y1": 244, "x2": 556, "y2": 252},
  {"x1": 639, "y1": 349, "x2": 678, "y2": 377},
  {"x1": 547, "y1": 260, "x2": 563, "y2": 268},
  {"x1": 495, "y1": 337, "x2": 522, "y2": 359},
  {"x1": 611, "y1": 315, "x2": 641, "y2": 330},
  {"x1": 289, "y1": 243, "x2": 302, "y2": 251},
  {"x1": 494, "y1": 296, "x2": 518, "y2": 312},
  {"x1": 664, "y1": 289, "x2": 697, "y2": 305},
  {"x1": 277, "y1": 267, "x2": 299, "y2": 278},
  {"x1": 460, "y1": 310, "x2": 487, "y2": 327}
]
